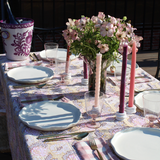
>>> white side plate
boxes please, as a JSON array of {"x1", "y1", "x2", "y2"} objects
[
  {"x1": 111, "y1": 127, "x2": 160, "y2": 160},
  {"x1": 19, "y1": 101, "x2": 81, "y2": 131},
  {"x1": 7, "y1": 66, "x2": 54, "y2": 84},
  {"x1": 39, "y1": 48, "x2": 78, "y2": 61},
  {"x1": 107, "y1": 59, "x2": 139, "y2": 75},
  {"x1": 134, "y1": 90, "x2": 160, "y2": 112}
]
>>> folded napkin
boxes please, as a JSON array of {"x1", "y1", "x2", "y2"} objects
[
  {"x1": 5, "y1": 61, "x2": 42, "y2": 70},
  {"x1": 74, "y1": 138, "x2": 120, "y2": 160}
]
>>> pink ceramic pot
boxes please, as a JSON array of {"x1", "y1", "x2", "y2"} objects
[{"x1": 0, "y1": 17, "x2": 34, "y2": 61}]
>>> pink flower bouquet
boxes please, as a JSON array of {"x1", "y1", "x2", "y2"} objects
[{"x1": 62, "y1": 12, "x2": 143, "y2": 63}]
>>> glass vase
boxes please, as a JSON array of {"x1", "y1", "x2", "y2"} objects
[{"x1": 88, "y1": 60, "x2": 109, "y2": 94}]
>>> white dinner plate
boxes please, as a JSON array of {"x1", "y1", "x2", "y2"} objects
[
  {"x1": 107, "y1": 59, "x2": 139, "y2": 75},
  {"x1": 111, "y1": 127, "x2": 160, "y2": 160},
  {"x1": 134, "y1": 90, "x2": 160, "y2": 112},
  {"x1": 7, "y1": 66, "x2": 54, "y2": 84},
  {"x1": 19, "y1": 101, "x2": 81, "y2": 131},
  {"x1": 39, "y1": 48, "x2": 78, "y2": 61}
]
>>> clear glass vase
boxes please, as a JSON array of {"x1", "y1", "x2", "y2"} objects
[{"x1": 88, "y1": 60, "x2": 110, "y2": 94}]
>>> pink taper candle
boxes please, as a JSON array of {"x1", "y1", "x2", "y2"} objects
[
  {"x1": 65, "y1": 46, "x2": 70, "y2": 73},
  {"x1": 128, "y1": 41, "x2": 137, "y2": 107},
  {"x1": 95, "y1": 53, "x2": 102, "y2": 107},
  {"x1": 119, "y1": 44, "x2": 128, "y2": 113}
]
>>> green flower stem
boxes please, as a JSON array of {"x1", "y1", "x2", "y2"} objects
[{"x1": 82, "y1": 44, "x2": 97, "y2": 56}]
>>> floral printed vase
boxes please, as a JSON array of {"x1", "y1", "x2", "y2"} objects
[
  {"x1": 88, "y1": 59, "x2": 110, "y2": 94},
  {"x1": 0, "y1": 18, "x2": 34, "y2": 61}
]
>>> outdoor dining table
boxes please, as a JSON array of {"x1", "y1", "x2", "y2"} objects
[{"x1": 0, "y1": 52, "x2": 160, "y2": 160}]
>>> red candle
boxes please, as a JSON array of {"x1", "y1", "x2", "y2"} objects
[
  {"x1": 83, "y1": 57, "x2": 88, "y2": 79},
  {"x1": 119, "y1": 44, "x2": 128, "y2": 113},
  {"x1": 128, "y1": 41, "x2": 137, "y2": 107},
  {"x1": 65, "y1": 46, "x2": 70, "y2": 73}
]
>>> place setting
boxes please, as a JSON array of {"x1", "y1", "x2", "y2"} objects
[
  {"x1": 5, "y1": 60, "x2": 55, "y2": 89},
  {"x1": 6, "y1": 42, "x2": 74, "y2": 90},
  {"x1": 134, "y1": 90, "x2": 160, "y2": 127},
  {"x1": 5, "y1": 43, "x2": 56, "y2": 85},
  {"x1": 39, "y1": 47, "x2": 78, "y2": 62},
  {"x1": 7, "y1": 65, "x2": 54, "y2": 84},
  {"x1": 19, "y1": 99, "x2": 82, "y2": 131},
  {"x1": 111, "y1": 127, "x2": 160, "y2": 160}
]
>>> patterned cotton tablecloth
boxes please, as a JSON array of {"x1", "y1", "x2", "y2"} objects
[{"x1": 0, "y1": 53, "x2": 160, "y2": 160}]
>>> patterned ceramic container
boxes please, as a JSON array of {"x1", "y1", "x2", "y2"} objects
[{"x1": 0, "y1": 17, "x2": 34, "y2": 61}]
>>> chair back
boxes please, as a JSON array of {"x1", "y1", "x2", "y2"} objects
[{"x1": 31, "y1": 26, "x2": 66, "y2": 52}]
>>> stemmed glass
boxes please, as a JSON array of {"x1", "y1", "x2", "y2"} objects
[
  {"x1": 56, "y1": 57, "x2": 70, "y2": 84},
  {"x1": 84, "y1": 91, "x2": 104, "y2": 128},
  {"x1": 44, "y1": 42, "x2": 58, "y2": 67},
  {"x1": 143, "y1": 92, "x2": 160, "y2": 127}
]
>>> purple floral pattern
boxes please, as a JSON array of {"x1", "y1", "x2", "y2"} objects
[
  {"x1": 0, "y1": 18, "x2": 34, "y2": 29},
  {"x1": 0, "y1": 18, "x2": 34, "y2": 60},
  {"x1": 11, "y1": 30, "x2": 33, "y2": 56}
]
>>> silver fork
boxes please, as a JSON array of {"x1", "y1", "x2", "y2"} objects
[
  {"x1": 13, "y1": 83, "x2": 53, "y2": 89},
  {"x1": 88, "y1": 133, "x2": 104, "y2": 160}
]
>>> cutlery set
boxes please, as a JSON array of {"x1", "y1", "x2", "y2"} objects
[
  {"x1": 29, "y1": 53, "x2": 41, "y2": 61},
  {"x1": 38, "y1": 131, "x2": 93, "y2": 141},
  {"x1": 38, "y1": 131, "x2": 104, "y2": 159},
  {"x1": 88, "y1": 132, "x2": 104, "y2": 160},
  {"x1": 43, "y1": 132, "x2": 88, "y2": 141},
  {"x1": 13, "y1": 83, "x2": 53, "y2": 89}
]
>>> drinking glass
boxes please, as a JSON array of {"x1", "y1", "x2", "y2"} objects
[
  {"x1": 84, "y1": 91, "x2": 104, "y2": 128},
  {"x1": 114, "y1": 66, "x2": 131, "y2": 82},
  {"x1": 56, "y1": 57, "x2": 70, "y2": 84},
  {"x1": 44, "y1": 42, "x2": 58, "y2": 67},
  {"x1": 143, "y1": 92, "x2": 160, "y2": 127}
]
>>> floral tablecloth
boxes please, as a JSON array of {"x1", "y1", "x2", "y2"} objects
[{"x1": 0, "y1": 53, "x2": 160, "y2": 160}]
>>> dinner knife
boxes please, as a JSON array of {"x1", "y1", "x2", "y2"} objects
[
  {"x1": 13, "y1": 83, "x2": 53, "y2": 89},
  {"x1": 37, "y1": 130, "x2": 94, "y2": 139}
]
